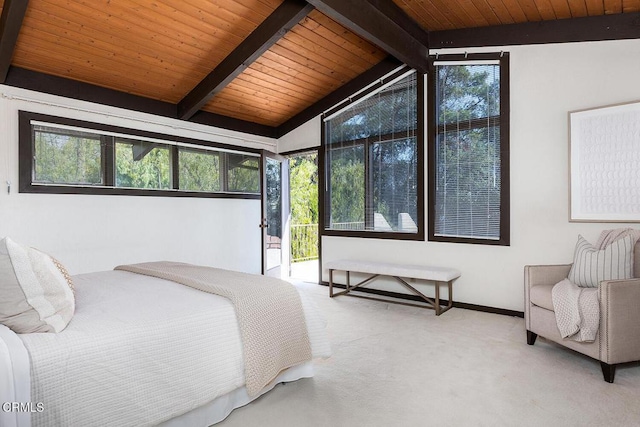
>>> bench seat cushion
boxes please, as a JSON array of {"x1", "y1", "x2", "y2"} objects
[
  {"x1": 325, "y1": 260, "x2": 461, "y2": 282},
  {"x1": 530, "y1": 284, "x2": 554, "y2": 311}
]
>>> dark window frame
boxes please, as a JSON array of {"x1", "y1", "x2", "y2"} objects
[
  {"x1": 319, "y1": 69, "x2": 425, "y2": 241},
  {"x1": 427, "y1": 52, "x2": 510, "y2": 246},
  {"x1": 19, "y1": 111, "x2": 261, "y2": 199}
]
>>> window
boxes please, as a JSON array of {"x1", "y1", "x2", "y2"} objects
[
  {"x1": 178, "y1": 147, "x2": 221, "y2": 192},
  {"x1": 322, "y1": 69, "x2": 424, "y2": 239},
  {"x1": 227, "y1": 154, "x2": 260, "y2": 193},
  {"x1": 33, "y1": 125, "x2": 104, "y2": 186},
  {"x1": 428, "y1": 53, "x2": 510, "y2": 245},
  {"x1": 115, "y1": 138, "x2": 171, "y2": 190},
  {"x1": 20, "y1": 112, "x2": 260, "y2": 198}
]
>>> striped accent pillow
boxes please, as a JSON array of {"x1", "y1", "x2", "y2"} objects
[{"x1": 568, "y1": 234, "x2": 634, "y2": 288}]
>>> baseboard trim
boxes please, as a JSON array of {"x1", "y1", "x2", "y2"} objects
[{"x1": 319, "y1": 281, "x2": 524, "y2": 318}]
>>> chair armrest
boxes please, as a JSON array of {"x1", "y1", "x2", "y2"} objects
[
  {"x1": 524, "y1": 264, "x2": 571, "y2": 329},
  {"x1": 524, "y1": 264, "x2": 572, "y2": 289},
  {"x1": 599, "y1": 278, "x2": 640, "y2": 364}
]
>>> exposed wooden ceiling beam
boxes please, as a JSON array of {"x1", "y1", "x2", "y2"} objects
[
  {"x1": 5, "y1": 67, "x2": 278, "y2": 138},
  {"x1": 430, "y1": 12, "x2": 640, "y2": 48},
  {"x1": 0, "y1": 0, "x2": 29, "y2": 83},
  {"x1": 305, "y1": 0, "x2": 429, "y2": 74},
  {"x1": 178, "y1": 0, "x2": 313, "y2": 120},
  {"x1": 277, "y1": 56, "x2": 403, "y2": 137}
]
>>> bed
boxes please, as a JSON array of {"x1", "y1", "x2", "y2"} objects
[{"x1": 0, "y1": 238, "x2": 331, "y2": 427}]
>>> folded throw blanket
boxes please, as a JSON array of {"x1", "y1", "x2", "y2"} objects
[
  {"x1": 116, "y1": 261, "x2": 312, "y2": 396},
  {"x1": 552, "y1": 279, "x2": 599, "y2": 342}
]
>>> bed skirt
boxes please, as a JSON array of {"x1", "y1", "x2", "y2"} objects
[{"x1": 158, "y1": 362, "x2": 315, "y2": 427}]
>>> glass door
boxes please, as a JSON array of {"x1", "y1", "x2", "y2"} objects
[{"x1": 261, "y1": 152, "x2": 288, "y2": 277}]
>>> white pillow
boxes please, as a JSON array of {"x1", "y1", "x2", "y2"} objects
[
  {"x1": 0, "y1": 237, "x2": 75, "y2": 333},
  {"x1": 568, "y1": 234, "x2": 634, "y2": 288}
]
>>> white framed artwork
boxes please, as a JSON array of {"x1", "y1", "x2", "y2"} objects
[{"x1": 569, "y1": 101, "x2": 640, "y2": 222}]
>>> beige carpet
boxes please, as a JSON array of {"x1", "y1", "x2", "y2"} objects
[{"x1": 219, "y1": 281, "x2": 640, "y2": 426}]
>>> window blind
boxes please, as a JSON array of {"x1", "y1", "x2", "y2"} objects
[
  {"x1": 434, "y1": 62, "x2": 501, "y2": 240},
  {"x1": 324, "y1": 72, "x2": 419, "y2": 233}
]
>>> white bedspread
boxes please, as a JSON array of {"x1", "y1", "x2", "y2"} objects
[{"x1": 10, "y1": 270, "x2": 330, "y2": 427}]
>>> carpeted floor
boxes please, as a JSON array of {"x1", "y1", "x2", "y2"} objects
[{"x1": 219, "y1": 281, "x2": 640, "y2": 426}]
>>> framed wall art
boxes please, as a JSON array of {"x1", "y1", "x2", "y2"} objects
[{"x1": 569, "y1": 101, "x2": 640, "y2": 222}]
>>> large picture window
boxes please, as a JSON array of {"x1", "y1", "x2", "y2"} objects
[
  {"x1": 428, "y1": 53, "x2": 510, "y2": 245},
  {"x1": 20, "y1": 112, "x2": 260, "y2": 198},
  {"x1": 322, "y1": 69, "x2": 423, "y2": 239}
]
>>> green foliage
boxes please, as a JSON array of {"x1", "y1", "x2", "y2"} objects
[
  {"x1": 437, "y1": 64, "x2": 500, "y2": 124},
  {"x1": 289, "y1": 154, "x2": 318, "y2": 225},
  {"x1": 115, "y1": 142, "x2": 170, "y2": 189},
  {"x1": 179, "y1": 149, "x2": 221, "y2": 192},
  {"x1": 34, "y1": 131, "x2": 102, "y2": 185},
  {"x1": 228, "y1": 155, "x2": 260, "y2": 193},
  {"x1": 329, "y1": 146, "x2": 365, "y2": 226},
  {"x1": 291, "y1": 224, "x2": 318, "y2": 262},
  {"x1": 289, "y1": 153, "x2": 319, "y2": 262}
]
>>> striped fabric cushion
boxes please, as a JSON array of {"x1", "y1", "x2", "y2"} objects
[{"x1": 568, "y1": 234, "x2": 634, "y2": 288}]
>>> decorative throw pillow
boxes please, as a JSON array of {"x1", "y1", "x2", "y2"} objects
[
  {"x1": 568, "y1": 234, "x2": 634, "y2": 288},
  {"x1": 0, "y1": 237, "x2": 75, "y2": 333}
]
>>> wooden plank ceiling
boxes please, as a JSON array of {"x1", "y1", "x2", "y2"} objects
[
  {"x1": 395, "y1": 0, "x2": 640, "y2": 31},
  {"x1": 1, "y1": 0, "x2": 639, "y2": 134}
]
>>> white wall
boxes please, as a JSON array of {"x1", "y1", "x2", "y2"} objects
[
  {"x1": 277, "y1": 116, "x2": 321, "y2": 153},
  {"x1": 278, "y1": 38, "x2": 640, "y2": 311},
  {"x1": 0, "y1": 86, "x2": 276, "y2": 275}
]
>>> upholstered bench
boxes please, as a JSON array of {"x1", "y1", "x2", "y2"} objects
[{"x1": 325, "y1": 260, "x2": 461, "y2": 315}]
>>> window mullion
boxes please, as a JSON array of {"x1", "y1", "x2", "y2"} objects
[
  {"x1": 103, "y1": 135, "x2": 115, "y2": 187},
  {"x1": 220, "y1": 152, "x2": 229, "y2": 192},
  {"x1": 171, "y1": 145, "x2": 179, "y2": 190},
  {"x1": 364, "y1": 138, "x2": 373, "y2": 231}
]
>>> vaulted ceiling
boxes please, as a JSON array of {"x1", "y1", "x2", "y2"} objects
[{"x1": 1, "y1": 0, "x2": 639, "y2": 137}]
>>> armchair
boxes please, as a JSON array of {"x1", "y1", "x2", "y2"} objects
[{"x1": 524, "y1": 250, "x2": 640, "y2": 383}]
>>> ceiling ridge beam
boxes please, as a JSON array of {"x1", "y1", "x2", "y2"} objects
[
  {"x1": 305, "y1": 0, "x2": 429, "y2": 74},
  {"x1": 430, "y1": 12, "x2": 640, "y2": 49},
  {"x1": 178, "y1": 0, "x2": 313, "y2": 121},
  {"x1": 0, "y1": 0, "x2": 30, "y2": 83}
]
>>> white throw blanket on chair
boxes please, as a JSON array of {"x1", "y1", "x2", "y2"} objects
[
  {"x1": 552, "y1": 279, "x2": 599, "y2": 341},
  {"x1": 552, "y1": 228, "x2": 640, "y2": 342}
]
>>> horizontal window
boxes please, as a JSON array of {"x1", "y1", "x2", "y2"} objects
[
  {"x1": 19, "y1": 112, "x2": 260, "y2": 199},
  {"x1": 227, "y1": 153, "x2": 260, "y2": 194},
  {"x1": 33, "y1": 125, "x2": 104, "y2": 186},
  {"x1": 116, "y1": 138, "x2": 171, "y2": 190},
  {"x1": 178, "y1": 147, "x2": 221, "y2": 192}
]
